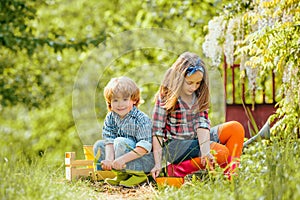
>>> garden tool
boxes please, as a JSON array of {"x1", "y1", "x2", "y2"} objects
[
  {"x1": 105, "y1": 170, "x2": 129, "y2": 186},
  {"x1": 243, "y1": 117, "x2": 270, "y2": 147},
  {"x1": 119, "y1": 170, "x2": 148, "y2": 187}
]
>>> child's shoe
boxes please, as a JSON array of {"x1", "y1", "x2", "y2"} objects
[
  {"x1": 119, "y1": 170, "x2": 147, "y2": 187},
  {"x1": 105, "y1": 171, "x2": 129, "y2": 186}
]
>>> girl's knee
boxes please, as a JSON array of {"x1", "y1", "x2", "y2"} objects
[
  {"x1": 222, "y1": 121, "x2": 245, "y2": 138},
  {"x1": 210, "y1": 142, "x2": 229, "y2": 166},
  {"x1": 231, "y1": 121, "x2": 245, "y2": 138}
]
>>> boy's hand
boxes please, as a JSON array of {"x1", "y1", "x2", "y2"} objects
[
  {"x1": 112, "y1": 158, "x2": 126, "y2": 170},
  {"x1": 101, "y1": 160, "x2": 113, "y2": 170}
]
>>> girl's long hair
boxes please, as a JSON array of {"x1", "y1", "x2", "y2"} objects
[{"x1": 156, "y1": 52, "x2": 209, "y2": 112}]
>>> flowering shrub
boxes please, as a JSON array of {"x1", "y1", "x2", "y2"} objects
[{"x1": 203, "y1": 0, "x2": 300, "y2": 137}]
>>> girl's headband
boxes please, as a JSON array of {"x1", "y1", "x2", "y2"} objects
[{"x1": 185, "y1": 59, "x2": 205, "y2": 77}]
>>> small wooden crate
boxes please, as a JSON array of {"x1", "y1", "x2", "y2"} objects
[{"x1": 65, "y1": 151, "x2": 115, "y2": 181}]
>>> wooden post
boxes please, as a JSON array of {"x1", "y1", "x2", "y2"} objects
[
  {"x1": 65, "y1": 152, "x2": 94, "y2": 181},
  {"x1": 65, "y1": 151, "x2": 115, "y2": 181}
]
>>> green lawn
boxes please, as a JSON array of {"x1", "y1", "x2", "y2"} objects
[{"x1": 1, "y1": 138, "x2": 300, "y2": 200}]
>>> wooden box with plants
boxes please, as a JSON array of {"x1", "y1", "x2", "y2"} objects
[{"x1": 65, "y1": 145, "x2": 115, "y2": 181}]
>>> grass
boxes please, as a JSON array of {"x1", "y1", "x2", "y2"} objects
[
  {"x1": 156, "y1": 138, "x2": 300, "y2": 200},
  {"x1": 1, "y1": 138, "x2": 300, "y2": 200},
  {"x1": 0, "y1": 154, "x2": 99, "y2": 200},
  {"x1": 0, "y1": 151, "x2": 156, "y2": 200}
]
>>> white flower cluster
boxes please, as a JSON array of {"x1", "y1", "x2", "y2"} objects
[
  {"x1": 245, "y1": 58, "x2": 259, "y2": 92},
  {"x1": 240, "y1": 53, "x2": 247, "y2": 74},
  {"x1": 282, "y1": 9, "x2": 294, "y2": 23},
  {"x1": 224, "y1": 17, "x2": 241, "y2": 66},
  {"x1": 283, "y1": 62, "x2": 298, "y2": 86},
  {"x1": 202, "y1": 16, "x2": 225, "y2": 67},
  {"x1": 257, "y1": 2, "x2": 268, "y2": 29},
  {"x1": 282, "y1": 62, "x2": 299, "y2": 105}
]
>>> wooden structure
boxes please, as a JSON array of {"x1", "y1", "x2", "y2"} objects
[
  {"x1": 65, "y1": 146, "x2": 115, "y2": 181},
  {"x1": 224, "y1": 61, "x2": 277, "y2": 138}
]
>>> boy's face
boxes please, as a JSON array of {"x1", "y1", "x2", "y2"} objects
[{"x1": 111, "y1": 94, "x2": 135, "y2": 118}]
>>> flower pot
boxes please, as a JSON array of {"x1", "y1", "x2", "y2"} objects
[{"x1": 155, "y1": 177, "x2": 184, "y2": 188}]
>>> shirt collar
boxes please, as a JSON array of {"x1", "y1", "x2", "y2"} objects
[{"x1": 178, "y1": 94, "x2": 197, "y2": 109}]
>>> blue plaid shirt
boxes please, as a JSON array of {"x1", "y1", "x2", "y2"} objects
[{"x1": 102, "y1": 106, "x2": 152, "y2": 153}]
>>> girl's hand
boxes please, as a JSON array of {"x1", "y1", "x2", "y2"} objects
[
  {"x1": 151, "y1": 165, "x2": 162, "y2": 179},
  {"x1": 200, "y1": 153, "x2": 215, "y2": 170},
  {"x1": 101, "y1": 160, "x2": 113, "y2": 170}
]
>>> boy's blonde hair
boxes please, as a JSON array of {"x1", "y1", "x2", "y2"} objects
[
  {"x1": 157, "y1": 51, "x2": 210, "y2": 112},
  {"x1": 104, "y1": 76, "x2": 140, "y2": 111}
]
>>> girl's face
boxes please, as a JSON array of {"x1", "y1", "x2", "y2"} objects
[
  {"x1": 111, "y1": 94, "x2": 135, "y2": 118},
  {"x1": 181, "y1": 71, "x2": 203, "y2": 97}
]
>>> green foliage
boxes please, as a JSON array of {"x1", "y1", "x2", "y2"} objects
[
  {"x1": 1, "y1": 0, "x2": 223, "y2": 109},
  {"x1": 0, "y1": 0, "x2": 38, "y2": 54},
  {"x1": 0, "y1": 0, "x2": 104, "y2": 54},
  {"x1": 203, "y1": 0, "x2": 300, "y2": 138},
  {"x1": 1, "y1": 135, "x2": 300, "y2": 199},
  {"x1": 0, "y1": 50, "x2": 54, "y2": 108},
  {"x1": 1, "y1": 0, "x2": 225, "y2": 167},
  {"x1": 0, "y1": 95, "x2": 83, "y2": 163},
  {"x1": 240, "y1": 138, "x2": 300, "y2": 200},
  {"x1": 157, "y1": 139, "x2": 300, "y2": 199},
  {"x1": 1, "y1": 0, "x2": 299, "y2": 198},
  {"x1": 0, "y1": 0, "x2": 104, "y2": 109}
]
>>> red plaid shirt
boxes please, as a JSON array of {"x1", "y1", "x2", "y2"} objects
[{"x1": 152, "y1": 96, "x2": 210, "y2": 140}]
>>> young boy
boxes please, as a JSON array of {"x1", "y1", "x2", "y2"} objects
[{"x1": 93, "y1": 76, "x2": 154, "y2": 187}]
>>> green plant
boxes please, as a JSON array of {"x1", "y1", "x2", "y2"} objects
[{"x1": 203, "y1": 0, "x2": 300, "y2": 139}]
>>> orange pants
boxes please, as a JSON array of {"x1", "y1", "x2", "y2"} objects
[
  {"x1": 191, "y1": 121, "x2": 245, "y2": 169},
  {"x1": 212, "y1": 120, "x2": 245, "y2": 166},
  {"x1": 168, "y1": 121, "x2": 245, "y2": 177}
]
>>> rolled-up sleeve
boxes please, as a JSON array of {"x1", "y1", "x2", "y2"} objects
[
  {"x1": 135, "y1": 117, "x2": 152, "y2": 153},
  {"x1": 195, "y1": 110, "x2": 210, "y2": 130}
]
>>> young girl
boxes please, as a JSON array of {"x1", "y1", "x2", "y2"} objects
[
  {"x1": 150, "y1": 52, "x2": 245, "y2": 179},
  {"x1": 93, "y1": 76, "x2": 154, "y2": 187}
]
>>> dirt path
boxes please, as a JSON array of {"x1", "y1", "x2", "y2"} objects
[{"x1": 89, "y1": 181, "x2": 158, "y2": 199}]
